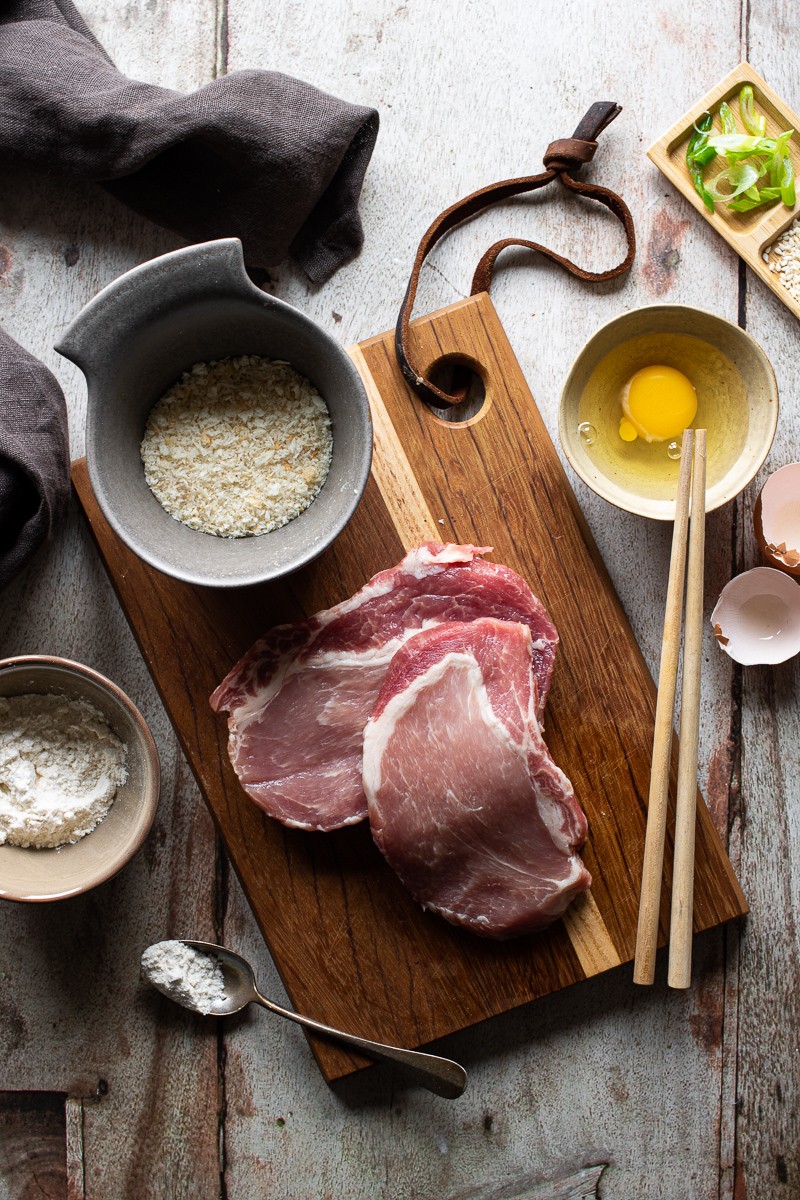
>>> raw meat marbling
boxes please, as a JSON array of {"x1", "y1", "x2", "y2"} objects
[
  {"x1": 362, "y1": 618, "x2": 590, "y2": 937},
  {"x1": 210, "y1": 543, "x2": 558, "y2": 831}
]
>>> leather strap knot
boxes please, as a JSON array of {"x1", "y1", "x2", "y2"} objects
[
  {"x1": 395, "y1": 101, "x2": 636, "y2": 409},
  {"x1": 543, "y1": 137, "x2": 597, "y2": 173}
]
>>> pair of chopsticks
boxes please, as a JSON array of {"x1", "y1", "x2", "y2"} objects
[{"x1": 634, "y1": 428, "x2": 707, "y2": 990}]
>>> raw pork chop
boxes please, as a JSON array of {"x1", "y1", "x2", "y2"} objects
[
  {"x1": 210, "y1": 543, "x2": 558, "y2": 831},
  {"x1": 362, "y1": 618, "x2": 590, "y2": 937}
]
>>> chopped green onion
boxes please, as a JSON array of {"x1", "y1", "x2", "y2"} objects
[
  {"x1": 687, "y1": 121, "x2": 717, "y2": 211},
  {"x1": 719, "y1": 101, "x2": 737, "y2": 134},
  {"x1": 706, "y1": 161, "x2": 762, "y2": 201},
  {"x1": 767, "y1": 130, "x2": 796, "y2": 205},
  {"x1": 707, "y1": 133, "x2": 777, "y2": 156},
  {"x1": 729, "y1": 186, "x2": 782, "y2": 212},
  {"x1": 769, "y1": 132, "x2": 790, "y2": 185},
  {"x1": 740, "y1": 86, "x2": 767, "y2": 138},
  {"x1": 780, "y1": 155, "x2": 796, "y2": 206},
  {"x1": 684, "y1": 88, "x2": 795, "y2": 215},
  {"x1": 688, "y1": 160, "x2": 716, "y2": 211},
  {"x1": 690, "y1": 144, "x2": 718, "y2": 167},
  {"x1": 687, "y1": 116, "x2": 713, "y2": 160}
]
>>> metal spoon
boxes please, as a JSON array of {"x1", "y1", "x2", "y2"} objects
[{"x1": 144, "y1": 940, "x2": 467, "y2": 1099}]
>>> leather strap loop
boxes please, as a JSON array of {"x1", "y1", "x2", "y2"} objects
[
  {"x1": 395, "y1": 102, "x2": 635, "y2": 409},
  {"x1": 542, "y1": 137, "x2": 597, "y2": 173}
]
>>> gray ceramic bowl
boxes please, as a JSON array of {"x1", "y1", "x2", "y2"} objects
[
  {"x1": 0, "y1": 656, "x2": 160, "y2": 903},
  {"x1": 55, "y1": 239, "x2": 372, "y2": 587}
]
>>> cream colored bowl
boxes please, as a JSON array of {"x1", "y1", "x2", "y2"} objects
[
  {"x1": 559, "y1": 305, "x2": 778, "y2": 520},
  {"x1": 0, "y1": 657, "x2": 160, "y2": 902}
]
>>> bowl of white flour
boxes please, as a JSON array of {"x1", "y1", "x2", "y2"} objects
[{"x1": 0, "y1": 656, "x2": 160, "y2": 902}]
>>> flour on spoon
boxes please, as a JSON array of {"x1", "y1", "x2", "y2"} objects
[{"x1": 141, "y1": 941, "x2": 227, "y2": 1014}]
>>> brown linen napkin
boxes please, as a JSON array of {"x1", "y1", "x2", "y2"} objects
[
  {"x1": 0, "y1": 328, "x2": 70, "y2": 589},
  {"x1": 0, "y1": 0, "x2": 380, "y2": 282}
]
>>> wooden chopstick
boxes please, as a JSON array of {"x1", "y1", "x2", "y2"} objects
[
  {"x1": 668, "y1": 429, "x2": 707, "y2": 989},
  {"x1": 633, "y1": 428, "x2": 695, "y2": 986}
]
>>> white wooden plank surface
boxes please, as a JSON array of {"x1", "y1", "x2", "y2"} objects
[
  {"x1": 723, "y1": 5, "x2": 800, "y2": 1198},
  {"x1": 0, "y1": 0, "x2": 797, "y2": 1196},
  {"x1": 0, "y1": 4, "x2": 222, "y2": 1199}
]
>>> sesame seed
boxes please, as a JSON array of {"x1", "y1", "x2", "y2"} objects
[{"x1": 764, "y1": 219, "x2": 800, "y2": 304}]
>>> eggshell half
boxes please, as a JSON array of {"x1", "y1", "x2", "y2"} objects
[
  {"x1": 711, "y1": 566, "x2": 800, "y2": 665},
  {"x1": 754, "y1": 462, "x2": 800, "y2": 576}
]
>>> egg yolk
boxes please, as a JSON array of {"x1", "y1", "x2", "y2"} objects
[{"x1": 619, "y1": 365, "x2": 698, "y2": 443}]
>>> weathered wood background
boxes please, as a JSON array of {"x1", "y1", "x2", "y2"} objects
[{"x1": 1, "y1": 1, "x2": 798, "y2": 1197}]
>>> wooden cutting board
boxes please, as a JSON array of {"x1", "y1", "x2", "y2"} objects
[{"x1": 72, "y1": 291, "x2": 747, "y2": 1084}]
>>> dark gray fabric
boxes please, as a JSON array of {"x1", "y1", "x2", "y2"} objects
[
  {"x1": 0, "y1": 0, "x2": 380, "y2": 283},
  {"x1": 0, "y1": 328, "x2": 70, "y2": 588},
  {"x1": 0, "y1": 2, "x2": 380, "y2": 589}
]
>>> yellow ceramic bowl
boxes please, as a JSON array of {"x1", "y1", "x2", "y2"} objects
[
  {"x1": 559, "y1": 305, "x2": 778, "y2": 520},
  {"x1": 0, "y1": 656, "x2": 160, "y2": 902}
]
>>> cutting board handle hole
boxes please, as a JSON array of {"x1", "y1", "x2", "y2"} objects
[{"x1": 424, "y1": 355, "x2": 488, "y2": 427}]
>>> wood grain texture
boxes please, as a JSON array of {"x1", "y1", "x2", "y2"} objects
[
  {"x1": 349, "y1": 343, "x2": 440, "y2": 544},
  {"x1": 727, "y1": 10, "x2": 800, "y2": 1198},
  {"x1": 3, "y1": 0, "x2": 798, "y2": 1196},
  {"x1": 64, "y1": 1099, "x2": 84, "y2": 1200},
  {"x1": 0, "y1": 5, "x2": 226, "y2": 1193},
  {"x1": 449, "y1": 1163, "x2": 606, "y2": 1200},
  {"x1": 0, "y1": 1093, "x2": 66, "y2": 1200},
  {"x1": 71, "y1": 291, "x2": 745, "y2": 1087}
]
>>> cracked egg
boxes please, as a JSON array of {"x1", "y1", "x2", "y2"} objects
[
  {"x1": 711, "y1": 567, "x2": 800, "y2": 666},
  {"x1": 754, "y1": 462, "x2": 800, "y2": 576}
]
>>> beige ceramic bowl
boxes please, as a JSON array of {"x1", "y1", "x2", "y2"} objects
[
  {"x1": 559, "y1": 304, "x2": 778, "y2": 520},
  {"x1": 0, "y1": 656, "x2": 160, "y2": 902}
]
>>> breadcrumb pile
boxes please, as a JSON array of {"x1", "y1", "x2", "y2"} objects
[{"x1": 140, "y1": 356, "x2": 333, "y2": 538}]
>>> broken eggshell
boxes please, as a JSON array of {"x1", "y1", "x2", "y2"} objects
[
  {"x1": 754, "y1": 461, "x2": 800, "y2": 576},
  {"x1": 711, "y1": 566, "x2": 800, "y2": 665}
]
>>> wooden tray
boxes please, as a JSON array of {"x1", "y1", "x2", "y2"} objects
[
  {"x1": 72, "y1": 292, "x2": 747, "y2": 1084},
  {"x1": 648, "y1": 62, "x2": 800, "y2": 319}
]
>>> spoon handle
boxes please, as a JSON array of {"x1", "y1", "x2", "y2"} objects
[{"x1": 253, "y1": 992, "x2": 466, "y2": 1099}]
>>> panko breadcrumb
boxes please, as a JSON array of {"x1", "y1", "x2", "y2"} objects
[{"x1": 140, "y1": 356, "x2": 333, "y2": 537}]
